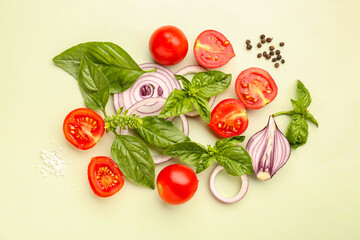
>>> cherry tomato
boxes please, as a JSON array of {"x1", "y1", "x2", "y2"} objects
[
  {"x1": 194, "y1": 30, "x2": 235, "y2": 68},
  {"x1": 88, "y1": 156, "x2": 124, "y2": 198},
  {"x1": 235, "y1": 67, "x2": 278, "y2": 110},
  {"x1": 149, "y1": 25, "x2": 188, "y2": 65},
  {"x1": 157, "y1": 164, "x2": 198, "y2": 205},
  {"x1": 209, "y1": 99, "x2": 249, "y2": 138},
  {"x1": 63, "y1": 108, "x2": 105, "y2": 150}
]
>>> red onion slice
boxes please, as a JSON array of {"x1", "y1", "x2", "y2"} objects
[
  {"x1": 246, "y1": 116, "x2": 291, "y2": 181},
  {"x1": 113, "y1": 63, "x2": 181, "y2": 117},
  {"x1": 209, "y1": 165, "x2": 249, "y2": 204},
  {"x1": 175, "y1": 65, "x2": 217, "y2": 117},
  {"x1": 119, "y1": 97, "x2": 189, "y2": 165}
]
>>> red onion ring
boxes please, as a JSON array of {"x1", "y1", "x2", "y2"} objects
[
  {"x1": 119, "y1": 97, "x2": 189, "y2": 165},
  {"x1": 113, "y1": 63, "x2": 181, "y2": 117},
  {"x1": 209, "y1": 165, "x2": 249, "y2": 203},
  {"x1": 175, "y1": 65, "x2": 217, "y2": 117}
]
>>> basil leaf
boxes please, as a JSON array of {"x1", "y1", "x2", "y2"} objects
[
  {"x1": 296, "y1": 80, "x2": 312, "y2": 109},
  {"x1": 286, "y1": 114, "x2": 309, "y2": 149},
  {"x1": 134, "y1": 116, "x2": 190, "y2": 149},
  {"x1": 190, "y1": 97, "x2": 211, "y2": 123},
  {"x1": 196, "y1": 155, "x2": 216, "y2": 174},
  {"x1": 191, "y1": 71, "x2": 231, "y2": 98},
  {"x1": 78, "y1": 55, "x2": 110, "y2": 112},
  {"x1": 217, "y1": 145, "x2": 254, "y2": 176},
  {"x1": 305, "y1": 111, "x2": 319, "y2": 127},
  {"x1": 111, "y1": 135, "x2": 155, "y2": 189},
  {"x1": 175, "y1": 75, "x2": 191, "y2": 91},
  {"x1": 163, "y1": 141, "x2": 208, "y2": 166},
  {"x1": 53, "y1": 42, "x2": 147, "y2": 93},
  {"x1": 158, "y1": 89, "x2": 192, "y2": 118},
  {"x1": 290, "y1": 99, "x2": 302, "y2": 113},
  {"x1": 215, "y1": 136, "x2": 245, "y2": 150}
]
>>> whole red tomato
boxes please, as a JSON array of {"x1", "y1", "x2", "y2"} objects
[
  {"x1": 149, "y1": 25, "x2": 188, "y2": 65},
  {"x1": 157, "y1": 164, "x2": 198, "y2": 205}
]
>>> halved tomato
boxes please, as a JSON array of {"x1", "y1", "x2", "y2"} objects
[
  {"x1": 235, "y1": 67, "x2": 278, "y2": 110},
  {"x1": 209, "y1": 99, "x2": 248, "y2": 138},
  {"x1": 63, "y1": 108, "x2": 105, "y2": 150},
  {"x1": 88, "y1": 156, "x2": 124, "y2": 198},
  {"x1": 194, "y1": 30, "x2": 235, "y2": 68}
]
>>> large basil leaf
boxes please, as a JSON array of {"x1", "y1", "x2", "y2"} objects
[
  {"x1": 286, "y1": 114, "x2": 309, "y2": 149},
  {"x1": 163, "y1": 141, "x2": 208, "y2": 166},
  {"x1": 158, "y1": 89, "x2": 193, "y2": 118},
  {"x1": 53, "y1": 42, "x2": 148, "y2": 93},
  {"x1": 215, "y1": 136, "x2": 245, "y2": 150},
  {"x1": 78, "y1": 56, "x2": 110, "y2": 112},
  {"x1": 190, "y1": 97, "x2": 211, "y2": 123},
  {"x1": 111, "y1": 135, "x2": 155, "y2": 189},
  {"x1": 217, "y1": 145, "x2": 254, "y2": 176},
  {"x1": 196, "y1": 154, "x2": 216, "y2": 173},
  {"x1": 175, "y1": 75, "x2": 191, "y2": 91},
  {"x1": 134, "y1": 116, "x2": 190, "y2": 149},
  {"x1": 191, "y1": 71, "x2": 231, "y2": 98},
  {"x1": 296, "y1": 80, "x2": 312, "y2": 109}
]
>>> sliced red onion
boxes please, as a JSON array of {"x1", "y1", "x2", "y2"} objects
[
  {"x1": 246, "y1": 116, "x2": 291, "y2": 181},
  {"x1": 209, "y1": 165, "x2": 249, "y2": 204},
  {"x1": 119, "y1": 97, "x2": 189, "y2": 165},
  {"x1": 175, "y1": 65, "x2": 217, "y2": 117},
  {"x1": 113, "y1": 63, "x2": 181, "y2": 117}
]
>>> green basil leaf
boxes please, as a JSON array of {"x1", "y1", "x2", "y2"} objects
[
  {"x1": 111, "y1": 135, "x2": 155, "y2": 189},
  {"x1": 296, "y1": 80, "x2": 312, "y2": 109},
  {"x1": 53, "y1": 42, "x2": 148, "y2": 93},
  {"x1": 286, "y1": 114, "x2": 309, "y2": 149},
  {"x1": 158, "y1": 89, "x2": 192, "y2": 118},
  {"x1": 217, "y1": 145, "x2": 254, "y2": 176},
  {"x1": 134, "y1": 116, "x2": 190, "y2": 149},
  {"x1": 175, "y1": 75, "x2": 191, "y2": 91},
  {"x1": 190, "y1": 97, "x2": 211, "y2": 123},
  {"x1": 290, "y1": 99, "x2": 302, "y2": 113},
  {"x1": 163, "y1": 141, "x2": 208, "y2": 166},
  {"x1": 215, "y1": 136, "x2": 245, "y2": 150},
  {"x1": 78, "y1": 55, "x2": 110, "y2": 112},
  {"x1": 191, "y1": 71, "x2": 231, "y2": 98},
  {"x1": 196, "y1": 155, "x2": 216, "y2": 174},
  {"x1": 305, "y1": 111, "x2": 319, "y2": 127}
]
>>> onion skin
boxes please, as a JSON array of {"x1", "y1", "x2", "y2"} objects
[{"x1": 246, "y1": 116, "x2": 291, "y2": 181}]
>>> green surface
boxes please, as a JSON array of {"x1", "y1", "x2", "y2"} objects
[{"x1": 1, "y1": 0, "x2": 360, "y2": 239}]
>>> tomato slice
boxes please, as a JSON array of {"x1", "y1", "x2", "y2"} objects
[
  {"x1": 63, "y1": 108, "x2": 105, "y2": 150},
  {"x1": 209, "y1": 99, "x2": 248, "y2": 138},
  {"x1": 194, "y1": 30, "x2": 235, "y2": 68},
  {"x1": 88, "y1": 156, "x2": 124, "y2": 198},
  {"x1": 235, "y1": 67, "x2": 278, "y2": 110}
]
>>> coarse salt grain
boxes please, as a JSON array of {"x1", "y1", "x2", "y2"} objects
[{"x1": 38, "y1": 146, "x2": 67, "y2": 177}]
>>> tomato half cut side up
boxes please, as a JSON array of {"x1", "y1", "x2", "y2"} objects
[
  {"x1": 209, "y1": 99, "x2": 249, "y2": 138},
  {"x1": 63, "y1": 108, "x2": 105, "y2": 150},
  {"x1": 88, "y1": 156, "x2": 124, "y2": 198},
  {"x1": 194, "y1": 30, "x2": 235, "y2": 68},
  {"x1": 235, "y1": 67, "x2": 278, "y2": 110}
]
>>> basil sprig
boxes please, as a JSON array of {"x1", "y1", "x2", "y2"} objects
[
  {"x1": 273, "y1": 80, "x2": 319, "y2": 149},
  {"x1": 158, "y1": 71, "x2": 231, "y2": 123},
  {"x1": 53, "y1": 41, "x2": 154, "y2": 93},
  {"x1": 163, "y1": 136, "x2": 254, "y2": 176}
]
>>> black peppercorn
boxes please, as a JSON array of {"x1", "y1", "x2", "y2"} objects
[
  {"x1": 272, "y1": 57, "x2": 277, "y2": 62},
  {"x1": 269, "y1": 45, "x2": 275, "y2": 50},
  {"x1": 277, "y1": 55, "x2": 282, "y2": 60},
  {"x1": 275, "y1": 50, "x2": 281, "y2": 55},
  {"x1": 257, "y1": 53, "x2": 262, "y2": 58},
  {"x1": 246, "y1": 39, "x2": 251, "y2": 45},
  {"x1": 281, "y1": 59, "x2": 285, "y2": 64},
  {"x1": 275, "y1": 63, "x2": 280, "y2": 68},
  {"x1": 266, "y1": 37, "x2": 272, "y2": 43},
  {"x1": 257, "y1": 43, "x2": 262, "y2": 48},
  {"x1": 279, "y1": 42, "x2": 285, "y2": 47},
  {"x1": 246, "y1": 44, "x2": 252, "y2": 50},
  {"x1": 261, "y1": 38, "x2": 266, "y2": 44},
  {"x1": 260, "y1": 34, "x2": 265, "y2": 39}
]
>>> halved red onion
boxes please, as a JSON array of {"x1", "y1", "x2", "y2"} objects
[
  {"x1": 119, "y1": 97, "x2": 189, "y2": 165},
  {"x1": 246, "y1": 116, "x2": 291, "y2": 181},
  {"x1": 113, "y1": 63, "x2": 181, "y2": 117},
  {"x1": 209, "y1": 165, "x2": 249, "y2": 203},
  {"x1": 175, "y1": 65, "x2": 216, "y2": 117}
]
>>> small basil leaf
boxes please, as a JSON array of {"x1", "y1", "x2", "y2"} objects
[
  {"x1": 305, "y1": 111, "x2": 319, "y2": 127},
  {"x1": 163, "y1": 141, "x2": 208, "y2": 166},
  {"x1": 111, "y1": 135, "x2": 155, "y2": 189},
  {"x1": 215, "y1": 136, "x2": 245, "y2": 150},
  {"x1": 217, "y1": 145, "x2": 254, "y2": 176},
  {"x1": 53, "y1": 42, "x2": 147, "y2": 93},
  {"x1": 297, "y1": 80, "x2": 312, "y2": 109},
  {"x1": 190, "y1": 97, "x2": 211, "y2": 123},
  {"x1": 134, "y1": 116, "x2": 190, "y2": 149},
  {"x1": 78, "y1": 55, "x2": 110, "y2": 112},
  {"x1": 286, "y1": 114, "x2": 309, "y2": 149},
  {"x1": 175, "y1": 75, "x2": 191, "y2": 91},
  {"x1": 196, "y1": 155, "x2": 216, "y2": 174},
  {"x1": 191, "y1": 71, "x2": 231, "y2": 98},
  {"x1": 290, "y1": 99, "x2": 302, "y2": 113},
  {"x1": 158, "y1": 89, "x2": 192, "y2": 118}
]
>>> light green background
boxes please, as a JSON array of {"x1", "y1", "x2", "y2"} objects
[{"x1": 1, "y1": 0, "x2": 359, "y2": 239}]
